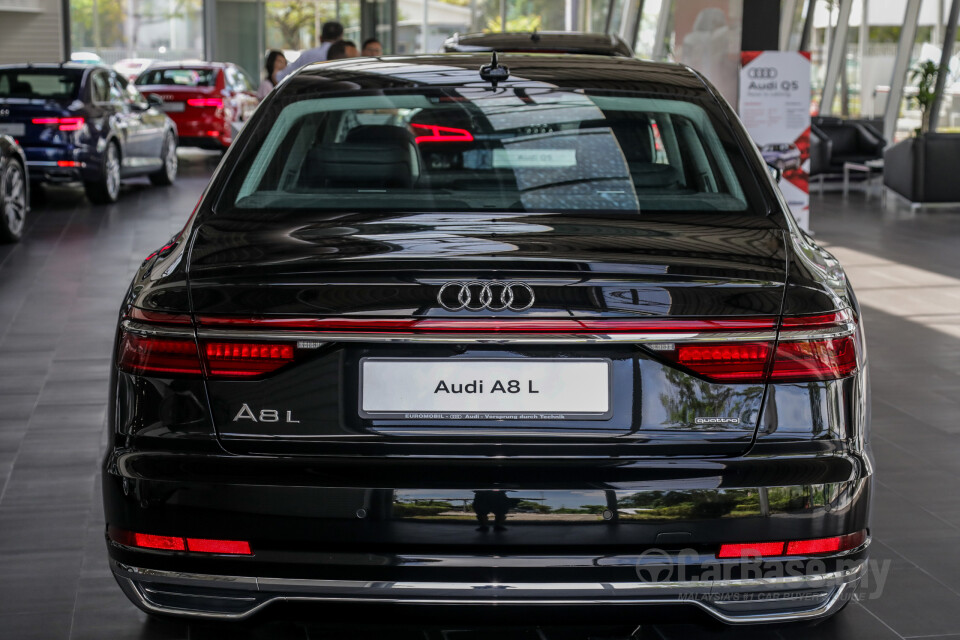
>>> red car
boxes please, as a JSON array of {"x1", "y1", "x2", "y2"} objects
[{"x1": 134, "y1": 62, "x2": 258, "y2": 150}]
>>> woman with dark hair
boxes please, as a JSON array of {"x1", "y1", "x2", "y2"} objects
[{"x1": 257, "y1": 50, "x2": 287, "y2": 101}]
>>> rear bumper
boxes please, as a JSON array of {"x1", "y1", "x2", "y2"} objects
[
  {"x1": 103, "y1": 445, "x2": 872, "y2": 624},
  {"x1": 111, "y1": 555, "x2": 867, "y2": 624}
]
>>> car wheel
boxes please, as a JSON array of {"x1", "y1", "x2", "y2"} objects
[
  {"x1": 149, "y1": 132, "x2": 178, "y2": 186},
  {"x1": 84, "y1": 141, "x2": 121, "y2": 204},
  {"x1": 0, "y1": 160, "x2": 27, "y2": 243}
]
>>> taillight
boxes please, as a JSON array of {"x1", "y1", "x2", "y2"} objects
[
  {"x1": 119, "y1": 330, "x2": 296, "y2": 378},
  {"x1": 118, "y1": 332, "x2": 204, "y2": 376},
  {"x1": 770, "y1": 336, "x2": 858, "y2": 381},
  {"x1": 32, "y1": 116, "x2": 84, "y2": 131},
  {"x1": 662, "y1": 309, "x2": 860, "y2": 384},
  {"x1": 411, "y1": 123, "x2": 474, "y2": 144},
  {"x1": 675, "y1": 342, "x2": 771, "y2": 382},
  {"x1": 772, "y1": 308, "x2": 859, "y2": 382},
  {"x1": 187, "y1": 97, "x2": 223, "y2": 108},
  {"x1": 203, "y1": 342, "x2": 295, "y2": 377}
]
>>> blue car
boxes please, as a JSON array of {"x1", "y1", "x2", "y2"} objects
[{"x1": 0, "y1": 63, "x2": 178, "y2": 204}]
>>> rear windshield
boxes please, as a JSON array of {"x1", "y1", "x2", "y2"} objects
[
  {"x1": 0, "y1": 69, "x2": 82, "y2": 100},
  {"x1": 136, "y1": 68, "x2": 217, "y2": 87},
  {"x1": 220, "y1": 87, "x2": 766, "y2": 215}
]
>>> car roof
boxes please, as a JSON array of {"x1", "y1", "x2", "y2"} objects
[
  {"x1": 143, "y1": 61, "x2": 228, "y2": 70},
  {"x1": 287, "y1": 53, "x2": 707, "y2": 99},
  {"x1": 0, "y1": 62, "x2": 95, "y2": 71},
  {"x1": 442, "y1": 31, "x2": 633, "y2": 57}
]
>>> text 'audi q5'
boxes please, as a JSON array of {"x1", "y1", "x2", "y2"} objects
[{"x1": 104, "y1": 53, "x2": 872, "y2": 628}]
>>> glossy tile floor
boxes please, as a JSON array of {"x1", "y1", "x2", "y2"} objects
[{"x1": 1, "y1": 157, "x2": 959, "y2": 639}]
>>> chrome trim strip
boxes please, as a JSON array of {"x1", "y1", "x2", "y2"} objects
[
  {"x1": 779, "y1": 324, "x2": 857, "y2": 341},
  {"x1": 193, "y1": 328, "x2": 778, "y2": 345},
  {"x1": 112, "y1": 559, "x2": 864, "y2": 625},
  {"x1": 121, "y1": 320, "x2": 195, "y2": 339}
]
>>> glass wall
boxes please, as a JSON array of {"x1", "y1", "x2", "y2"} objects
[
  {"x1": 264, "y1": 0, "x2": 360, "y2": 56},
  {"x1": 69, "y1": 0, "x2": 204, "y2": 64}
]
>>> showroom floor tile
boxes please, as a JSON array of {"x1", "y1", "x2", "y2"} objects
[{"x1": 1, "y1": 161, "x2": 960, "y2": 638}]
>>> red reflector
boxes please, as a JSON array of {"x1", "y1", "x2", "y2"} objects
[
  {"x1": 109, "y1": 528, "x2": 252, "y2": 554},
  {"x1": 203, "y1": 341, "x2": 295, "y2": 377},
  {"x1": 206, "y1": 130, "x2": 221, "y2": 137},
  {"x1": 785, "y1": 537, "x2": 841, "y2": 555},
  {"x1": 56, "y1": 160, "x2": 80, "y2": 167},
  {"x1": 411, "y1": 123, "x2": 474, "y2": 144},
  {"x1": 134, "y1": 532, "x2": 186, "y2": 551},
  {"x1": 187, "y1": 98, "x2": 223, "y2": 108},
  {"x1": 770, "y1": 336, "x2": 858, "y2": 382},
  {"x1": 118, "y1": 332, "x2": 204, "y2": 376},
  {"x1": 718, "y1": 530, "x2": 867, "y2": 559},
  {"x1": 186, "y1": 538, "x2": 252, "y2": 555},
  {"x1": 717, "y1": 542, "x2": 785, "y2": 558},
  {"x1": 785, "y1": 530, "x2": 867, "y2": 556},
  {"x1": 675, "y1": 342, "x2": 771, "y2": 382}
]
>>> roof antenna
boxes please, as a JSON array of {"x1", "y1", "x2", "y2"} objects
[{"x1": 479, "y1": 51, "x2": 510, "y2": 89}]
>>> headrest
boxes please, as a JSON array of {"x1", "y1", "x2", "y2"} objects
[
  {"x1": 10, "y1": 81, "x2": 33, "y2": 96},
  {"x1": 580, "y1": 118, "x2": 654, "y2": 164}
]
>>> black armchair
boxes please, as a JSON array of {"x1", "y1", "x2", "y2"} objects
[{"x1": 814, "y1": 121, "x2": 885, "y2": 171}]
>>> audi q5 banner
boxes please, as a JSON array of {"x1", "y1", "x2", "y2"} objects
[{"x1": 738, "y1": 50, "x2": 812, "y2": 232}]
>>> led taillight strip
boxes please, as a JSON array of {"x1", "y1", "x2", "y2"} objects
[
  {"x1": 196, "y1": 316, "x2": 780, "y2": 332},
  {"x1": 122, "y1": 309, "x2": 860, "y2": 383}
]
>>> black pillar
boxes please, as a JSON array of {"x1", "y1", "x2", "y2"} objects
[{"x1": 741, "y1": 0, "x2": 781, "y2": 51}]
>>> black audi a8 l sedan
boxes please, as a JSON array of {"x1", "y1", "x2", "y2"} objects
[{"x1": 104, "y1": 54, "x2": 872, "y2": 627}]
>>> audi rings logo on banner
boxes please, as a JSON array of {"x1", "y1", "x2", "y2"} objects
[{"x1": 437, "y1": 281, "x2": 536, "y2": 312}]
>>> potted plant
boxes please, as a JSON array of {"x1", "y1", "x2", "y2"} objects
[{"x1": 910, "y1": 60, "x2": 941, "y2": 135}]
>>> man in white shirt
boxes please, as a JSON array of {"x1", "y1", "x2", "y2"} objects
[{"x1": 276, "y1": 21, "x2": 343, "y2": 82}]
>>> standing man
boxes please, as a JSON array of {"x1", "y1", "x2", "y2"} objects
[{"x1": 277, "y1": 21, "x2": 344, "y2": 81}]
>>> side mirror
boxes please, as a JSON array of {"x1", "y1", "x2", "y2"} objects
[
  {"x1": 766, "y1": 164, "x2": 782, "y2": 183},
  {"x1": 146, "y1": 94, "x2": 164, "y2": 108}
]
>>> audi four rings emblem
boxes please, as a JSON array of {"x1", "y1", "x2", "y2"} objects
[{"x1": 437, "y1": 281, "x2": 535, "y2": 312}]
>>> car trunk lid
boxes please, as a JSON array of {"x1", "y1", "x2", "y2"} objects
[{"x1": 182, "y1": 211, "x2": 787, "y2": 456}]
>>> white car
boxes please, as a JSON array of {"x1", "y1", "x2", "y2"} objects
[{"x1": 70, "y1": 51, "x2": 103, "y2": 65}]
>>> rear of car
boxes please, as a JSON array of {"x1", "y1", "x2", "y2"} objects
[
  {"x1": 0, "y1": 66, "x2": 91, "y2": 183},
  {"x1": 104, "y1": 55, "x2": 871, "y2": 626},
  {"x1": 136, "y1": 65, "x2": 230, "y2": 149}
]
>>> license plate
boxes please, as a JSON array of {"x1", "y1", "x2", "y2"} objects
[
  {"x1": 161, "y1": 102, "x2": 185, "y2": 113},
  {"x1": 0, "y1": 123, "x2": 25, "y2": 136},
  {"x1": 359, "y1": 358, "x2": 612, "y2": 420}
]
